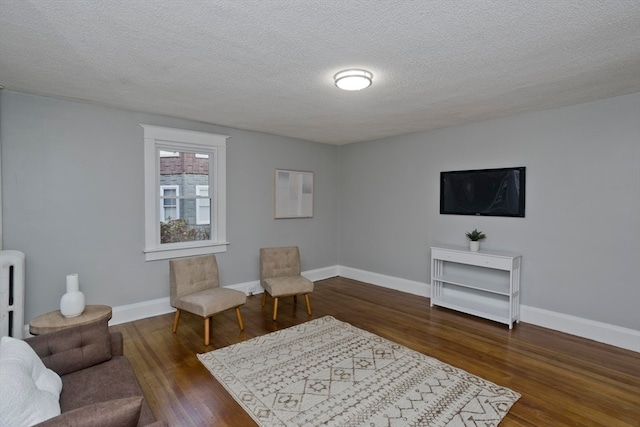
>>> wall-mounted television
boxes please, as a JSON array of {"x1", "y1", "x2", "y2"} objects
[{"x1": 440, "y1": 167, "x2": 526, "y2": 217}]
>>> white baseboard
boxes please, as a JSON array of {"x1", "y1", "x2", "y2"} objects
[
  {"x1": 227, "y1": 279, "x2": 262, "y2": 296},
  {"x1": 303, "y1": 265, "x2": 340, "y2": 282},
  {"x1": 74, "y1": 265, "x2": 637, "y2": 352},
  {"x1": 111, "y1": 297, "x2": 173, "y2": 325},
  {"x1": 519, "y1": 305, "x2": 640, "y2": 352},
  {"x1": 338, "y1": 266, "x2": 429, "y2": 297}
]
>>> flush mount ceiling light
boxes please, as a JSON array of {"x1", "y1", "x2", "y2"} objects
[{"x1": 334, "y1": 69, "x2": 373, "y2": 91}]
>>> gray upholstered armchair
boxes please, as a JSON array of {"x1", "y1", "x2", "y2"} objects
[
  {"x1": 169, "y1": 254, "x2": 246, "y2": 345},
  {"x1": 259, "y1": 246, "x2": 313, "y2": 321}
]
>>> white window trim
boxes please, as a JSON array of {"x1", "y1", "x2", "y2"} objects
[
  {"x1": 160, "y1": 185, "x2": 180, "y2": 222},
  {"x1": 141, "y1": 124, "x2": 229, "y2": 261}
]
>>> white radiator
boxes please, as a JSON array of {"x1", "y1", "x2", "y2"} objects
[{"x1": 0, "y1": 250, "x2": 25, "y2": 338}]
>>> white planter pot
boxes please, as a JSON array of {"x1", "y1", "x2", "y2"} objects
[{"x1": 469, "y1": 241, "x2": 480, "y2": 252}]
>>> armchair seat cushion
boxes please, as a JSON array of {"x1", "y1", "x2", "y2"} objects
[
  {"x1": 262, "y1": 276, "x2": 313, "y2": 297},
  {"x1": 173, "y1": 287, "x2": 246, "y2": 317}
]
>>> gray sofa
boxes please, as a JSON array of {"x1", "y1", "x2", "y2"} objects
[{"x1": 25, "y1": 318, "x2": 166, "y2": 427}]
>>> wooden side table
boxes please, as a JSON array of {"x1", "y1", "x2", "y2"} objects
[{"x1": 29, "y1": 304, "x2": 112, "y2": 335}]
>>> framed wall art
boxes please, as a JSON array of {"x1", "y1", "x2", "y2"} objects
[{"x1": 274, "y1": 169, "x2": 314, "y2": 219}]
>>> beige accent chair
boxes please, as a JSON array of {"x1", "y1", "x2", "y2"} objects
[
  {"x1": 169, "y1": 254, "x2": 246, "y2": 345},
  {"x1": 259, "y1": 246, "x2": 313, "y2": 321}
]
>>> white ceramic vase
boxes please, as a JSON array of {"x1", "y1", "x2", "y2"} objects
[
  {"x1": 469, "y1": 241, "x2": 480, "y2": 252},
  {"x1": 60, "y1": 273, "x2": 85, "y2": 318}
]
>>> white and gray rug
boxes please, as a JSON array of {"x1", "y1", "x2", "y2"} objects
[{"x1": 198, "y1": 316, "x2": 520, "y2": 427}]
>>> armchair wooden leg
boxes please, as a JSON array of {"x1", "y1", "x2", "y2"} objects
[
  {"x1": 272, "y1": 297, "x2": 279, "y2": 321},
  {"x1": 304, "y1": 294, "x2": 312, "y2": 316},
  {"x1": 235, "y1": 307, "x2": 245, "y2": 331},
  {"x1": 204, "y1": 317, "x2": 210, "y2": 346},
  {"x1": 293, "y1": 295, "x2": 298, "y2": 303},
  {"x1": 262, "y1": 292, "x2": 267, "y2": 307},
  {"x1": 172, "y1": 309, "x2": 181, "y2": 333}
]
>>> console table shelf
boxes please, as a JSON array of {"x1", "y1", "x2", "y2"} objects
[
  {"x1": 435, "y1": 274, "x2": 510, "y2": 296},
  {"x1": 433, "y1": 295, "x2": 511, "y2": 324},
  {"x1": 430, "y1": 245, "x2": 521, "y2": 328}
]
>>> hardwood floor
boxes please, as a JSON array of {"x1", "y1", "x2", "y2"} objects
[{"x1": 110, "y1": 277, "x2": 640, "y2": 426}]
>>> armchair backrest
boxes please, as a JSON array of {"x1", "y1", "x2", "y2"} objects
[
  {"x1": 260, "y1": 246, "x2": 301, "y2": 280},
  {"x1": 169, "y1": 254, "x2": 219, "y2": 305}
]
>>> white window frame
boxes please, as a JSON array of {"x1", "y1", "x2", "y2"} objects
[
  {"x1": 195, "y1": 185, "x2": 210, "y2": 225},
  {"x1": 141, "y1": 124, "x2": 229, "y2": 261},
  {"x1": 159, "y1": 185, "x2": 180, "y2": 222}
]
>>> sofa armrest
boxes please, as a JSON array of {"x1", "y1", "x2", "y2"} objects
[
  {"x1": 26, "y1": 318, "x2": 112, "y2": 375},
  {"x1": 110, "y1": 331, "x2": 124, "y2": 356},
  {"x1": 34, "y1": 397, "x2": 143, "y2": 427}
]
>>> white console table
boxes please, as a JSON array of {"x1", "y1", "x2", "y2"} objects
[{"x1": 430, "y1": 245, "x2": 521, "y2": 328}]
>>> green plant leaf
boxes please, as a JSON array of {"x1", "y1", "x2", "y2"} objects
[{"x1": 465, "y1": 228, "x2": 486, "y2": 241}]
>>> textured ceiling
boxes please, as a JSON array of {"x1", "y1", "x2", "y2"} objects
[{"x1": 1, "y1": 0, "x2": 639, "y2": 145}]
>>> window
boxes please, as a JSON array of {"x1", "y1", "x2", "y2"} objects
[
  {"x1": 160, "y1": 185, "x2": 180, "y2": 221},
  {"x1": 141, "y1": 124, "x2": 229, "y2": 261},
  {"x1": 195, "y1": 185, "x2": 210, "y2": 225}
]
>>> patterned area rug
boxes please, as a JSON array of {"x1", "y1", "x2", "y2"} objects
[{"x1": 198, "y1": 316, "x2": 520, "y2": 427}]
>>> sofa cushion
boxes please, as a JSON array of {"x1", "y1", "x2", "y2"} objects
[
  {"x1": 59, "y1": 355, "x2": 156, "y2": 426},
  {"x1": 34, "y1": 396, "x2": 143, "y2": 427},
  {"x1": 0, "y1": 336, "x2": 62, "y2": 426},
  {"x1": 29, "y1": 319, "x2": 112, "y2": 375}
]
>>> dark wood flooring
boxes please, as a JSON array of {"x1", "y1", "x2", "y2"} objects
[{"x1": 110, "y1": 277, "x2": 640, "y2": 426}]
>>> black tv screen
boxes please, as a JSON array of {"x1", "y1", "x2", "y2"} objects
[{"x1": 440, "y1": 167, "x2": 525, "y2": 217}]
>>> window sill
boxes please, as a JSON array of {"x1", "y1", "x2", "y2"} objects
[{"x1": 144, "y1": 242, "x2": 229, "y2": 261}]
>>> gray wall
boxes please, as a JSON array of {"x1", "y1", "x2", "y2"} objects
[
  {"x1": 339, "y1": 92, "x2": 640, "y2": 330},
  {"x1": 0, "y1": 91, "x2": 340, "y2": 321},
  {"x1": 2, "y1": 90, "x2": 639, "y2": 331}
]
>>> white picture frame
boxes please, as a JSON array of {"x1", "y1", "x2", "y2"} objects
[{"x1": 274, "y1": 169, "x2": 314, "y2": 219}]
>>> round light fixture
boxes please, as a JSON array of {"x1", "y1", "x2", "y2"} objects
[{"x1": 334, "y1": 69, "x2": 373, "y2": 91}]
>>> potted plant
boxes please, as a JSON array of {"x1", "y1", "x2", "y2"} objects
[{"x1": 465, "y1": 228, "x2": 486, "y2": 252}]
